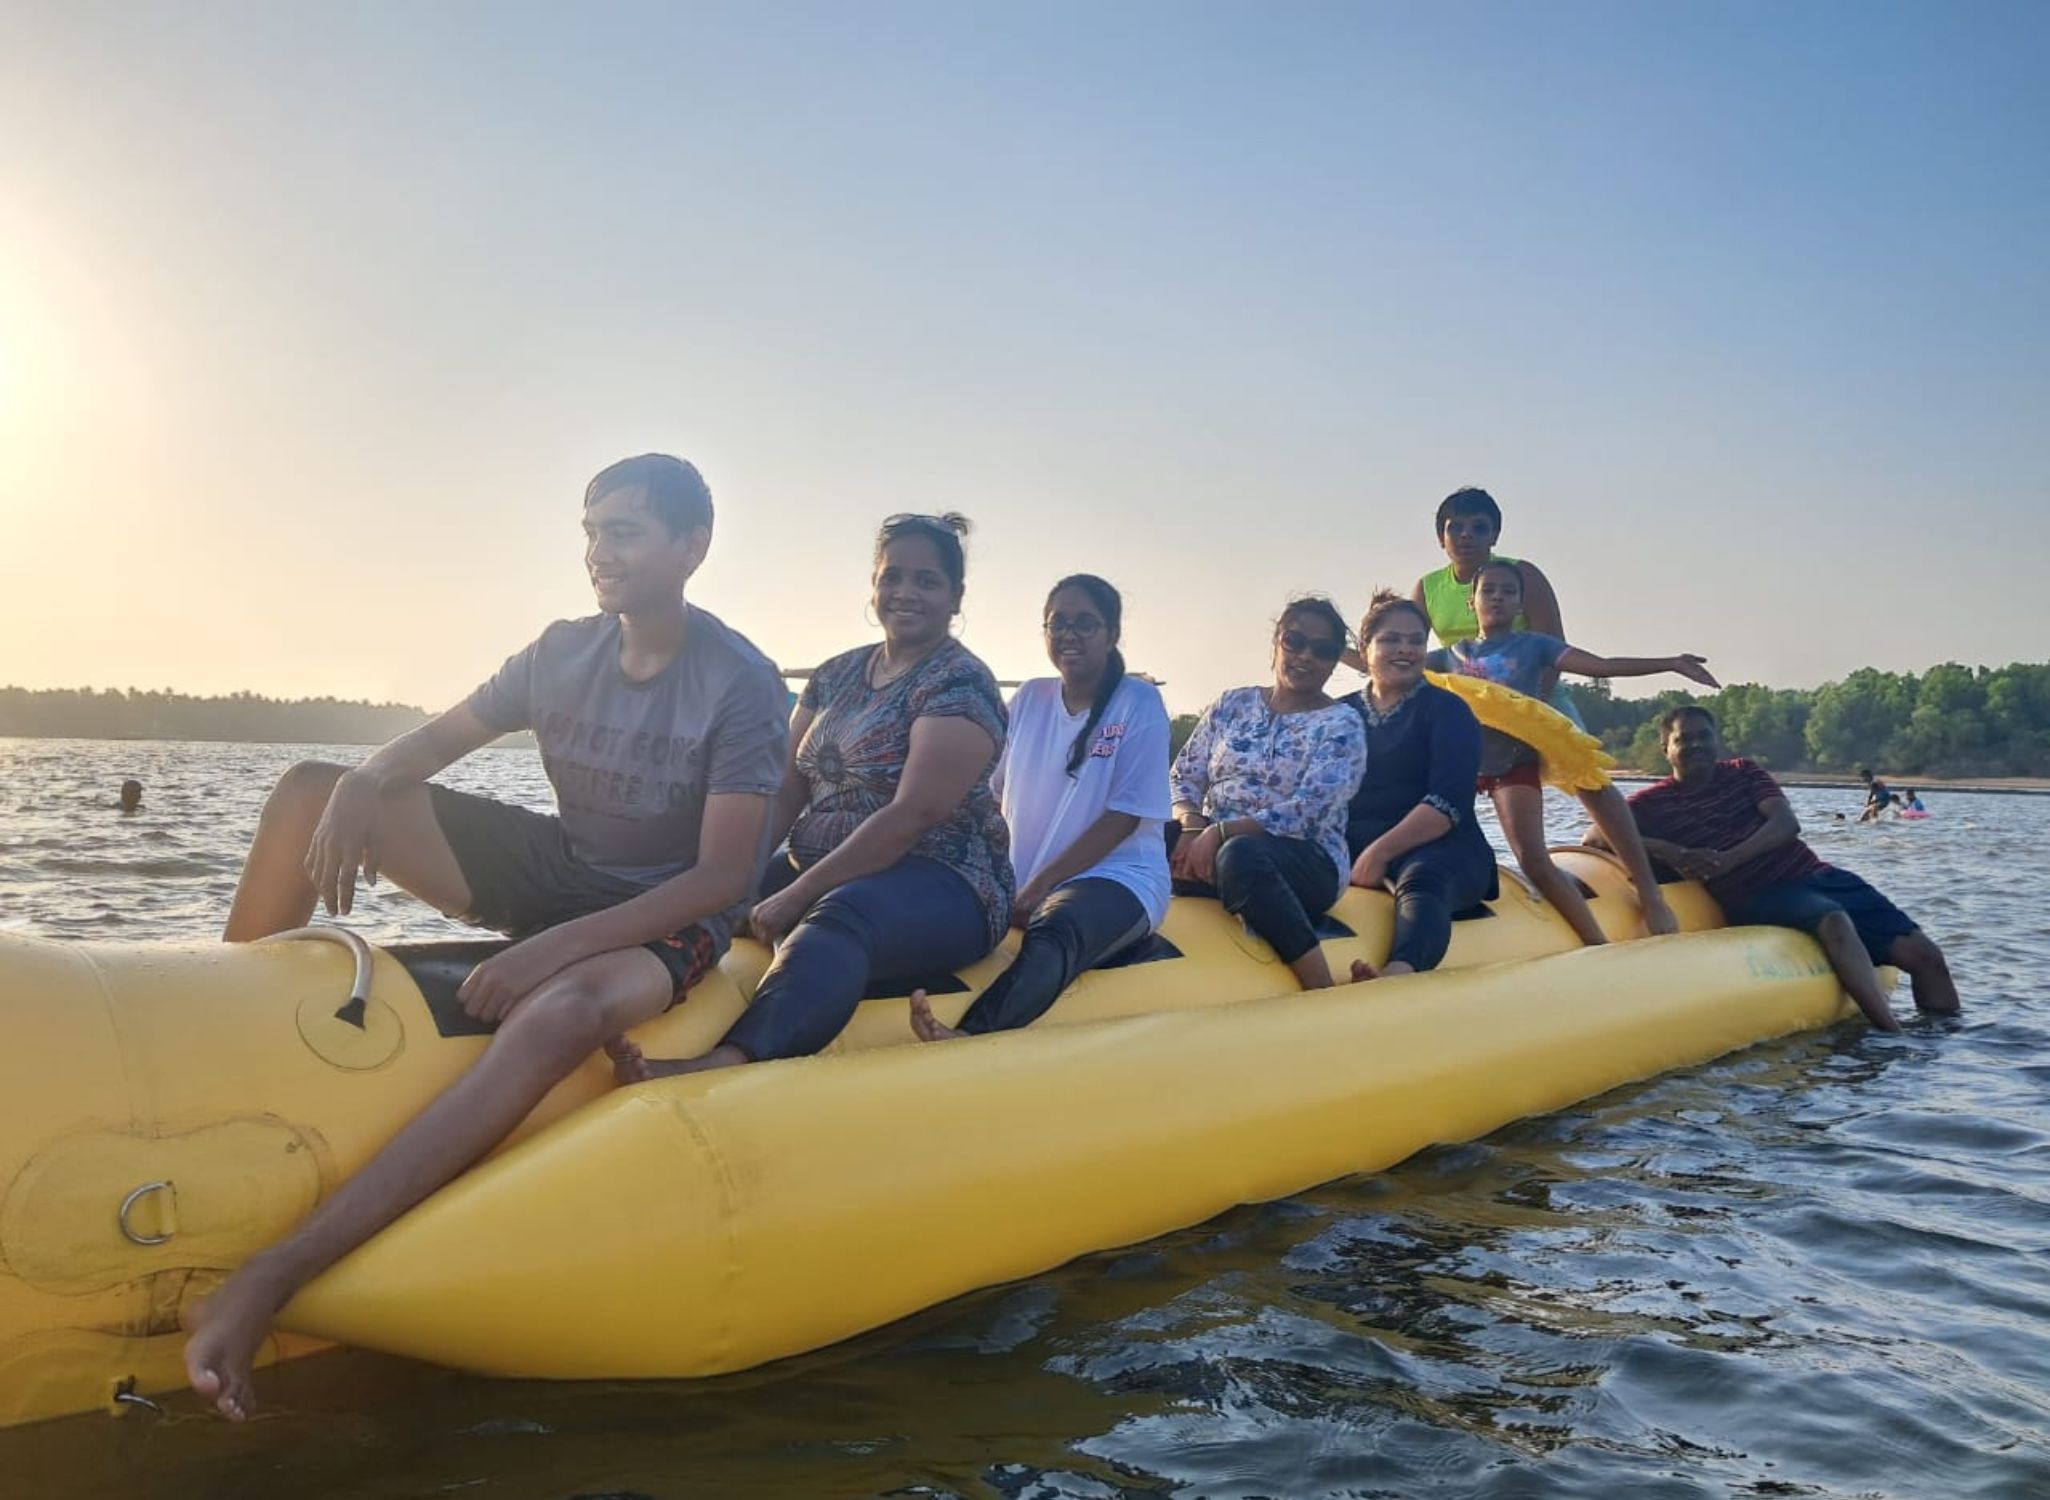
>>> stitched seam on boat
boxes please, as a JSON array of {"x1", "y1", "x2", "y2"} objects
[{"x1": 663, "y1": 1089, "x2": 740, "y2": 1369}]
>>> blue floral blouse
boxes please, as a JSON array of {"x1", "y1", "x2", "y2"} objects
[{"x1": 1170, "y1": 687, "x2": 1368, "y2": 883}]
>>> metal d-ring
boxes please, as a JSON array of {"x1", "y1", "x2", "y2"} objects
[{"x1": 117, "y1": 1180, "x2": 175, "y2": 1246}]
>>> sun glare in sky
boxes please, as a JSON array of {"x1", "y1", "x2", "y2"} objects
[{"x1": 0, "y1": 7, "x2": 2044, "y2": 711}]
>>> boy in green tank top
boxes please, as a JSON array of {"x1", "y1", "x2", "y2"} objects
[{"x1": 1407, "y1": 486, "x2": 1580, "y2": 723}]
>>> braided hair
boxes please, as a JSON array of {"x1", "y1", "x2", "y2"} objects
[{"x1": 1047, "y1": 574, "x2": 1127, "y2": 776}]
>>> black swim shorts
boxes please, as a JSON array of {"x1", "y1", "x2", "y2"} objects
[{"x1": 426, "y1": 783, "x2": 719, "y2": 1004}]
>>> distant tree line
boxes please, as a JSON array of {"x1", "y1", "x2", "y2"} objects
[
  {"x1": 1167, "y1": 661, "x2": 2050, "y2": 778},
  {"x1": 0, "y1": 687, "x2": 431, "y2": 745},
  {"x1": 12, "y1": 663, "x2": 2049, "y2": 775}
]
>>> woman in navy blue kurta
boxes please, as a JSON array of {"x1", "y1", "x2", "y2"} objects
[{"x1": 1340, "y1": 592, "x2": 1498, "y2": 975}]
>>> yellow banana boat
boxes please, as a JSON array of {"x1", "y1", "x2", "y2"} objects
[{"x1": 0, "y1": 852, "x2": 1858, "y2": 1429}]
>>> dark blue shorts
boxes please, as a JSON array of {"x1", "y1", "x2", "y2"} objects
[
  {"x1": 427, "y1": 783, "x2": 720, "y2": 1006},
  {"x1": 1727, "y1": 866, "x2": 1918, "y2": 966}
]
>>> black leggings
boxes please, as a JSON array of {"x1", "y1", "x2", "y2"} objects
[
  {"x1": 956, "y1": 877, "x2": 1151, "y2": 1035},
  {"x1": 1179, "y1": 831, "x2": 1339, "y2": 965},
  {"x1": 1387, "y1": 841, "x2": 1496, "y2": 971}
]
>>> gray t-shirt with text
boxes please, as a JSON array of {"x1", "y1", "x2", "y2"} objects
[{"x1": 466, "y1": 608, "x2": 788, "y2": 941}]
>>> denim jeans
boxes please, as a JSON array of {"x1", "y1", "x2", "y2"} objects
[{"x1": 721, "y1": 855, "x2": 994, "y2": 1061}]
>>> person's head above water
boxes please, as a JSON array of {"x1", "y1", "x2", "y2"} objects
[
  {"x1": 117, "y1": 779, "x2": 143, "y2": 813},
  {"x1": 1468, "y1": 558, "x2": 1524, "y2": 633},
  {"x1": 872, "y1": 512, "x2": 970, "y2": 653},
  {"x1": 1858, "y1": 766, "x2": 1875, "y2": 784},
  {"x1": 1661, "y1": 705, "x2": 1722, "y2": 782},
  {"x1": 1435, "y1": 487, "x2": 1504, "y2": 576},
  {"x1": 1042, "y1": 574, "x2": 1126, "y2": 774},
  {"x1": 1269, "y1": 594, "x2": 1349, "y2": 701},
  {"x1": 582, "y1": 454, "x2": 714, "y2": 616}
]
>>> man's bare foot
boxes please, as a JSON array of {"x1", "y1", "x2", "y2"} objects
[
  {"x1": 908, "y1": 988, "x2": 964, "y2": 1042},
  {"x1": 607, "y1": 1040, "x2": 750, "y2": 1083},
  {"x1": 1642, "y1": 897, "x2": 1681, "y2": 937},
  {"x1": 605, "y1": 1034, "x2": 653, "y2": 1086},
  {"x1": 182, "y1": 1261, "x2": 294, "y2": 1419}
]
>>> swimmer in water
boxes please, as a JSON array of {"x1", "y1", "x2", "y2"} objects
[{"x1": 117, "y1": 779, "x2": 143, "y2": 814}]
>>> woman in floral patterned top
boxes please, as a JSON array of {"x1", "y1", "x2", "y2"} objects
[
  {"x1": 1169, "y1": 596, "x2": 1368, "y2": 990},
  {"x1": 613, "y1": 514, "x2": 1011, "y2": 1078}
]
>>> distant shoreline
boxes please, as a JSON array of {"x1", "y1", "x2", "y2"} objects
[
  {"x1": 1611, "y1": 770, "x2": 2050, "y2": 797},
  {"x1": 0, "y1": 731, "x2": 538, "y2": 751}
]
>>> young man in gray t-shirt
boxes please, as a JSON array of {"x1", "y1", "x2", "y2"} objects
[{"x1": 188, "y1": 454, "x2": 787, "y2": 1420}]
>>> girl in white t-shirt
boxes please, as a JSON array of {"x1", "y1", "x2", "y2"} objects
[{"x1": 910, "y1": 575, "x2": 1172, "y2": 1039}]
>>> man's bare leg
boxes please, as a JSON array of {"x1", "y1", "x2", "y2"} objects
[
  {"x1": 182, "y1": 946, "x2": 674, "y2": 1418},
  {"x1": 1496, "y1": 785, "x2": 1608, "y2": 946},
  {"x1": 1812, "y1": 911, "x2": 1902, "y2": 1032},
  {"x1": 1890, "y1": 930, "x2": 1960, "y2": 1016},
  {"x1": 1577, "y1": 783, "x2": 1680, "y2": 936},
  {"x1": 223, "y1": 762, "x2": 473, "y2": 941}
]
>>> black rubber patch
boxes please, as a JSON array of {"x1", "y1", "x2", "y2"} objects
[
  {"x1": 1572, "y1": 876, "x2": 1598, "y2": 899},
  {"x1": 1096, "y1": 933, "x2": 1184, "y2": 969},
  {"x1": 388, "y1": 939, "x2": 514, "y2": 1037},
  {"x1": 1313, "y1": 914, "x2": 1357, "y2": 939},
  {"x1": 863, "y1": 971, "x2": 970, "y2": 1001},
  {"x1": 1451, "y1": 904, "x2": 1497, "y2": 922},
  {"x1": 1651, "y1": 861, "x2": 1688, "y2": 885}
]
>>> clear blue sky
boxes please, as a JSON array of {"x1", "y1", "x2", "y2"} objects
[{"x1": 2, "y1": 2, "x2": 2044, "y2": 714}]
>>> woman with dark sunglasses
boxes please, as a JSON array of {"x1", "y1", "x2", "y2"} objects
[
  {"x1": 1340, "y1": 590, "x2": 1497, "y2": 980},
  {"x1": 910, "y1": 574, "x2": 1171, "y2": 1041},
  {"x1": 1167, "y1": 596, "x2": 1367, "y2": 990}
]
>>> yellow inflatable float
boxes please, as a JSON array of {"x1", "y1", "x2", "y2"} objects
[
  {"x1": 1426, "y1": 669, "x2": 1618, "y2": 792},
  {"x1": 0, "y1": 853, "x2": 1863, "y2": 1430}
]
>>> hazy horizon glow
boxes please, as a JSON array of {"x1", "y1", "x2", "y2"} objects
[{"x1": 2, "y1": 3, "x2": 2046, "y2": 718}]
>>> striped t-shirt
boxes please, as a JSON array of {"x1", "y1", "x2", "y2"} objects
[{"x1": 1626, "y1": 759, "x2": 1823, "y2": 910}]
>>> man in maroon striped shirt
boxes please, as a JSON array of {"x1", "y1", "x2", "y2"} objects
[{"x1": 1590, "y1": 705, "x2": 1957, "y2": 1032}]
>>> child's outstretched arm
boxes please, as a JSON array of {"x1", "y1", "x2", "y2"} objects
[{"x1": 1556, "y1": 646, "x2": 1719, "y2": 689}]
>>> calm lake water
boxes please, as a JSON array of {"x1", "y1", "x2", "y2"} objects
[{"x1": 3, "y1": 737, "x2": 2047, "y2": 1500}]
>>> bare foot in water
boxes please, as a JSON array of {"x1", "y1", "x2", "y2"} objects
[
  {"x1": 183, "y1": 1261, "x2": 293, "y2": 1419},
  {"x1": 908, "y1": 988, "x2": 964, "y2": 1042}
]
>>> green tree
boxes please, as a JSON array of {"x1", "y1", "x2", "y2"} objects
[
  {"x1": 1803, "y1": 669, "x2": 1916, "y2": 770},
  {"x1": 1710, "y1": 684, "x2": 1810, "y2": 770}
]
